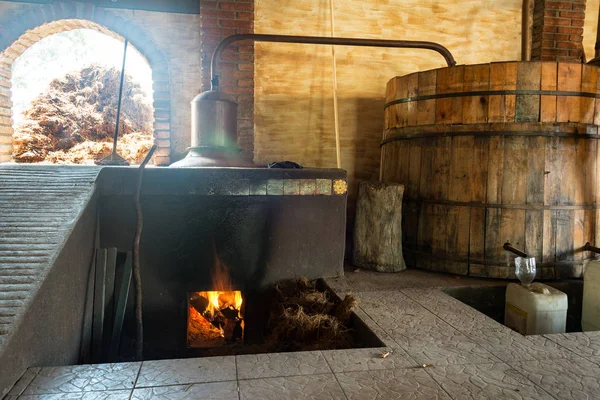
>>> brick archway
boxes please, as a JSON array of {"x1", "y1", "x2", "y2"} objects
[{"x1": 0, "y1": 2, "x2": 171, "y2": 165}]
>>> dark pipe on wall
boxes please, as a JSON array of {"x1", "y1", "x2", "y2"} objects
[{"x1": 209, "y1": 33, "x2": 457, "y2": 90}]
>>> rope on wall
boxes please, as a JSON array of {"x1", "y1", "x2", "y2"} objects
[{"x1": 330, "y1": 0, "x2": 342, "y2": 169}]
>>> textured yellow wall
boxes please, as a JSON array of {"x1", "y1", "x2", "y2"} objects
[
  {"x1": 585, "y1": 0, "x2": 599, "y2": 60},
  {"x1": 254, "y1": 0, "x2": 524, "y2": 204}
]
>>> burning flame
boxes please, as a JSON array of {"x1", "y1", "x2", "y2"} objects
[
  {"x1": 200, "y1": 290, "x2": 243, "y2": 315},
  {"x1": 187, "y1": 245, "x2": 244, "y2": 347}
]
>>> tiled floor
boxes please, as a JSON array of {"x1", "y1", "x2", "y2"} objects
[{"x1": 4, "y1": 269, "x2": 596, "y2": 399}]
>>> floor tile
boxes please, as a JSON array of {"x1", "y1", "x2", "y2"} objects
[
  {"x1": 322, "y1": 346, "x2": 416, "y2": 373},
  {"x1": 351, "y1": 308, "x2": 402, "y2": 349},
  {"x1": 131, "y1": 381, "x2": 239, "y2": 399},
  {"x1": 324, "y1": 277, "x2": 356, "y2": 294},
  {"x1": 136, "y1": 357, "x2": 236, "y2": 387},
  {"x1": 509, "y1": 356, "x2": 600, "y2": 400},
  {"x1": 336, "y1": 367, "x2": 450, "y2": 399},
  {"x1": 398, "y1": 333, "x2": 500, "y2": 367},
  {"x1": 239, "y1": 373, "x2": 345, "y2": 399},
  {"x1": 236, "y1": 351, "x2": 330, "y2": 380},
  {"x1": 402, "y1": 289, "x2": 506, "y2": 332},
  {"x1": 544, "y1": 331, "x2": 600, "y2": 357},
  {"x1": 18, "y1": 390, "x2": 133, "y2": 399},
  {"x1": 469, "y1": 329, "x2": 576, "y2": 362},
  {"x1": 23, "y1": 363, "x2": 140, "y2": 395},
  {"x1": 7, "y1": 367, "x2": 40, "y2": 396},
  {"x1": 426, "y1": 362, "x2": 555, "y2": 399},
  {"x1": 356, "y1": 291, "x2": 437, "y2": 330}
]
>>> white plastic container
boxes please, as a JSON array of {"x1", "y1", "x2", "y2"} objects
[
  {"x1": 505, "y1": 282, "x2": 568, "y2": 335},
  {"x1": 582, "y1": 260, "x2": 600, "y2": 332}
]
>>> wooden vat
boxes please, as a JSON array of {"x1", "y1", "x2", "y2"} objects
[{"x1": 381, "y1": 61, "x2": 600, "y2": 279}]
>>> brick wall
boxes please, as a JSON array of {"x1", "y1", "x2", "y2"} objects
[
  {"x1": 0, "y1": 1, "x2": 195, "y2": 165},
  {"x1": 532, "y1": 0, "x2": 587, "y2": 62},
  {"x1": 200, "y1": 0, "x2": 254, "y2": 160}
]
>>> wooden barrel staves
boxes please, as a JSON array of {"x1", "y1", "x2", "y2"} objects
[{"x1": 381, "y1": 61, "x2": 600, "y2": 279}]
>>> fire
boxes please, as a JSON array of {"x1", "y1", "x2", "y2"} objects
[{"x1": 187, "y1": 247, "x2": 244, "y2": 348}]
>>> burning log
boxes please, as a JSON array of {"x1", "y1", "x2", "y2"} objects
[{"x1": 187, "y1": 290, "x2": 244, "y2": 348}]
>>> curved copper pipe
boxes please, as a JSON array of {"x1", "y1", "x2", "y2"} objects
[{"x1": 210, "y1": 33, "x2": 457, "y2": 90}]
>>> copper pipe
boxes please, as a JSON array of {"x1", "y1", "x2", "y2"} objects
[
  {"x1": 210, "y1": 33, "x2": 457, "y2": 89},
  {"x1": 588, "y1": 4, "x2": 600, "y2": 65},
  {"x1": 521, "y1": 0, "x2": 531, "y2": 61},
  {"x1": 503, "y1": 242, "x2": 528, "y2": 258},
  {"x1": 585, "y1": 242, "x2": 600, "y2": 254}
]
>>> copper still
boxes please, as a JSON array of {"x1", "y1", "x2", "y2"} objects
[{"x1": 171, "y1": 34, "x2": 455, "y2": 168}]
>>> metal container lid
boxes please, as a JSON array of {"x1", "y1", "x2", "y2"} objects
[{"x1": 192, "y1": 90, "x2": 237, "y2": 105}]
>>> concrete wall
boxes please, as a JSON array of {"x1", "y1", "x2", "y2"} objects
[{"x1": 0, "y1": 196, "x2": 97, "y2": 397}]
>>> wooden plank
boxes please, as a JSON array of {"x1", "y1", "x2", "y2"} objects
[
  {"x1": 470, "y1": 137, "x2": 489, "y2": 203},
  {"x1": 92, "y1": 248, "x2": 107, "y2": 363},
  {"x1": 406, "y1": 138, "x2": 423, "y2": 199},
  {"x1": 469, "y1": 136, "x2": 488, "y2": 266},
  {"x1": 526, "y1": 136, "x2": 545, "y2": 205},
  {"x1": 544, "y1": 137, "x2": 561, "y2": 206},
  {"x1": 431, "y1": 204, "x2": 448, "y2": 256},
  {"x1": 419, "y1": 138, "x2": 435, "y2": 199},
  {"x1": 462, "y1": 64, "x2": 490, "y2": 123},
  {"x1": 485, "y1": 208, "x2": 502, "y2": 261},
  {"x1": 417, "y1": 203, "x2": 434, "y2": 253},
  {"x1": 449, "y1": 136, "x2": 474, "y2": 202},
  {"x1": 486, "y1": 136, "x2": 505, "y2": 204},
  {"x1": 501, "y1": 136, "x2": 528, "y2": 205},
  {"x1": 504, "y1": 62, "x2": 518, "y2": 122},
  {"x1": 417, "y1": 70, "x2": 437, "y2": 126},
  {"x1": 470, "y1": 208, "x2": 486, "y2": 263},
  {"x1": 586, "y1": 139, "x2": 598, "y2": 206},
  {"x1": 542, "y1": 210, "x2": 557, "y2": 264},
  {"x1": 109, "y1": 252, "x2": 132, "y2": 360},
  {"x1": 431, "y1": 136, "x2": 451, "y2": 200},
  {"x1": 574, "y1": 209, "x2": 585, "y2": 263},
  {"x1": 406, "y1": 73, "x2": 419, "y2": 126},
  {"x1": 595, "y1": 67, "x2": 600, "y2": 125},
  {"x1": 388, "y1": 78, "x2": 398, "y2": 130},
  {"x1": 488, "y1": 63, "x2": 506, "y2": 123},
  {"x1": 445, "y1": 205, "x2": 470, "y2": 275},
  {"x1": 394, "y1": 141, "x2": 410, "y2": 185},
  {"x1": 525, "y1": 210, "x2": 543, "y2": 261},
  {"x1": 576, "y1": 138, "x2": 595, "y2": 206},
  {"x1": 558, "y1": 138, "x2": 577, "y2": 205},
  {"x1": 403, "y1": 201, "x2": 420, "y2": 252},
  {"x1": 556, "y1": 209, "x2": 574, "y2": 262},
  {"x1": 557, "y1": 63, "x2": 582, "y2": 123},
  {"x1": 435, "y1": 66, "x2": 464, "y2": 124},
  {"x1": 384, "y1": 80, "x2": 393, "y2": 130},
  {"x1": 515, "y1": 62, "x2": 541, "y2": 122},
  {"x1": 500, "y1": 209, "x2": 527, "y2": 263},
  {"x1": 581, "y1": 65, "x2": 598, "y2": 124},
  {"x1": 540, "y1": 62, "x2": 557, "y2": 123},
  {"x1": 394, "y1": 76, "x2": 409, "y2": 128}
]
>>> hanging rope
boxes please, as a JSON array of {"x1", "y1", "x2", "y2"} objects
[{"x1": 329, "y1": 0, "x2": 341, "y2": 169}]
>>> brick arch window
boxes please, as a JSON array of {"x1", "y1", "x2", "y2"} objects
[{"x1": 0, "y1": 3, "x2": 171, "y2": 165}]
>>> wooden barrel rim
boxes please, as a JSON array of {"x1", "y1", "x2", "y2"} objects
[
  {"x1": 381, "y1": 130, "x2": 600, "y2": 145},
  {"x1": 404, "y1": 249, "x2": 588, "y2": 268},
  {"x1": 402, "y1": 198, "x2": 600, "y2": 211},
  {"x1": 384, "y1": 89, "x2": 600, "y2": 109}
]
